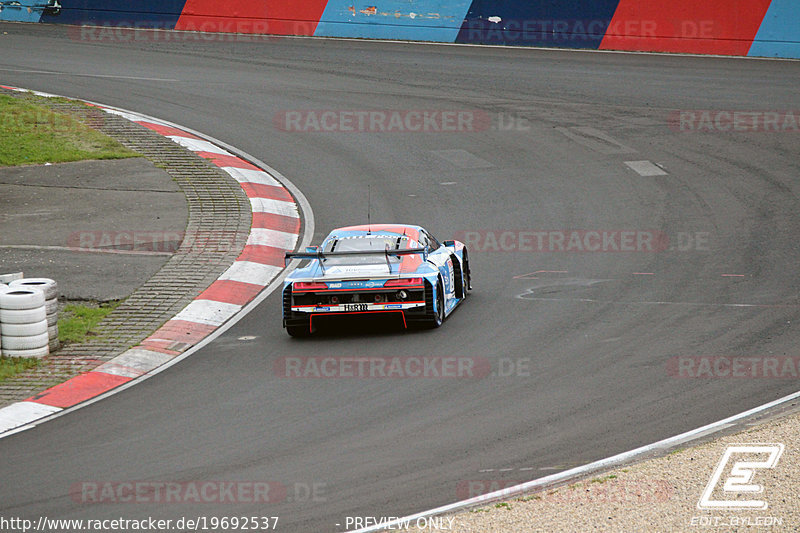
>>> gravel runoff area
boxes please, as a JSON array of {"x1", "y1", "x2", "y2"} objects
[{"x1": 386, "y1": 404, "x2": 800, "y2": 532}]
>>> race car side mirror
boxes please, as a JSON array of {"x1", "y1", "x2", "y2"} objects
[{"x1": 443, "y1": 240, "x2": 455, "y2": 247}]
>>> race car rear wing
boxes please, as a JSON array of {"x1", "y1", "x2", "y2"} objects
[{"x1": 284, "y1": 247, "x2": 428, "y2": 273}]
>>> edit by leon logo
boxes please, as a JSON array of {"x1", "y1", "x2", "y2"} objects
[{"x1": 697, "y1": 444, "x2": 784, "y2": 510}]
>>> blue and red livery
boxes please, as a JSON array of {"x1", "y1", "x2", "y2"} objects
[{"x1": 282, "y1": 224, "x2": 471, "y2": 336}]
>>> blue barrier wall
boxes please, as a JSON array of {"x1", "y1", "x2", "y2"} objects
[
  {"x1": 749, "y1": 0, "x2": 800, "y2": 58},
  {"x1": 51, "y1": 0, "x2": 187, "y2": 27},
  {"x1": 455, "y1": 0, "x2": 620, "y2": 48},
  {"x1": 0, "y1": 1, "x2": 52, "y2": 22},
  {"x1": 316, "y1": 1, "x2": 472, "y2": 42}
]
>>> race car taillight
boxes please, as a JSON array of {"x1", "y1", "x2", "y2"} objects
[
  {"x1": 293, "y1": 281, "x2": 328, "y2": 291},
  {"x1": 384, "y1": 277, "x2": 423, "y2": 287}
]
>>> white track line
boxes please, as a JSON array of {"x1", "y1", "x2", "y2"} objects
[
  {"x1": 0, "y1": 67, "x2": 179, "y2": 81},
  {"x1": 625, "y1": 160, "x2": 668, "y2": 176}
]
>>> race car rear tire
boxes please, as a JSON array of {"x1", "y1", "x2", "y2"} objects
[
  {"x1": 422, "y1": 280, "x2": 444, "y2": 329},
  {"x1": 283, "y1": 286, "x2": 311, "y2": 337},
  {"x1": 462, "y1": 248, "x2": 472, "y2": 295},
  {"x1": 286, "y1": 322, "x2": 311, "y2": 337}
]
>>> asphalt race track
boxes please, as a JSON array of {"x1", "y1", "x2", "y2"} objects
[{"x1": 1, "y1": 23, "x2": 799, "y2": 532}]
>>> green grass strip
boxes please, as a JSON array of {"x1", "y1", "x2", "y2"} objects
[
  {"x1": 58, "y1": 302, "x2": 119, "y2": 345},
  {"x1": 0, "y1": 355, "x2": 41, "y2": 383},
  {"x1": 0, "y1": 93, "x2": 139, "y2": 166}
]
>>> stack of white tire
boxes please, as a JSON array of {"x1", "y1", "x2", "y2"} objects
[
  {"x1": 9, "y1": 278, "x2": 60, "y2": 353},
  {"x1": 0, "y1": 280, "x2": 55, "y2": 359}
]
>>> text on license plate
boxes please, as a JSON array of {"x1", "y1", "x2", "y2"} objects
[{"x1": 344, "y1": 304, "x2": 368, "y2": 311}]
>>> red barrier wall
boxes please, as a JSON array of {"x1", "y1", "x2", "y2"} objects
[
  {"x1": 176, "y1": 0, "x2": 328, "y2": 35},
  {"x1": 600, "y1": 0, "x2": 773, "y2": 55}
]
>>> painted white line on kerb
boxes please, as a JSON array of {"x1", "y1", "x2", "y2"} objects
[
  {"x1": 168, "y1": 136, "x2": 231, "y2": 155},
  {"x1": 250, "y1": 198, "x2": 300, "y2": 218},
  {"x1": 0, "y1": 402, "x2": 61, "y2": 433},
  {"x1": 351, "y1": 388, "x2": 800, "y2": 532},
  {"x1": 625, "y1": 160, "x2": 668, "y2": 176},
  {"x1": 96, "y1": 349, "x2": 174, "y2": 378},
  {"x1": 247, "y1": 228, "x2": 299, "y2": 249},
  {"x1": 102, "y1": 108, "x2": 173, "y2": 125},
  {"x1": 223, "y1": 167, "x2": 282, "y2": 187},
  {"x1": 173, "y1": 300, "x2": 242, "y2": 326},
  {"x1": 219, "y1": 261, "x2": 282, "y2": 284}
]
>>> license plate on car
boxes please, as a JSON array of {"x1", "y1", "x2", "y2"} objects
[{"x1": 344, "y1": 303, "x2": 368, "y2": 311}]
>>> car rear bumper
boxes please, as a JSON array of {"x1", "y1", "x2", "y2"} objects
[{"x1": 283, "y1": 284, "x2": 433, "y2": 331}]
